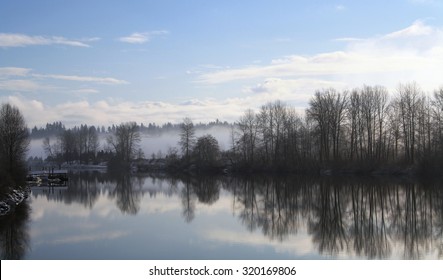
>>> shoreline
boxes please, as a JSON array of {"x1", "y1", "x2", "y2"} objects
[{"x1": 0, "y1": 187, "x2": 30, "y2": 218}]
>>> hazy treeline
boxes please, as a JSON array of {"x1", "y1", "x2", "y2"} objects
[
  {"x1": 30, "y1": 82, "x2": 443, "y2": 175},
  {"x1": 232, "y1": 83, "x2": 443, "y2": 173},
  {"x1": 43, "y1": 124, "x2": 103, "y2": 165},
  {"x1": 30, "y1": 119, "x2": 230, "y2": 139}
]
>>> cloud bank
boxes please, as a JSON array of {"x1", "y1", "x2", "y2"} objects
[
  {"x1": 2, "y1": 21, "x2": 443, "y2": 128},
  {"x1": 196, "y1": 20, "x2": 443, "y2": 92}
]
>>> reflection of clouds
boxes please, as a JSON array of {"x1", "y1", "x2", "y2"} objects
[
  {"x1": 31, "y1": 207, "x2": 45, "y2": 220},
  {"x1": 49, "y1": 231, "x2": 129, "y2": 245},
  {"x1": 137, "y1": 190, "x2": 232, "y2": 215},
  {"x1": 194, "y1": 193, "x2": 233, "y2": 215},
  {"x1": 140, "y1": 194, "x2": 182, "y2": 214},
  {"x1": 94, "y1": 195, "x2": 122, "y2": 218},
  {"x1": 28, "y1": 174, "x2": 443, "y2": 259},
  {"x1": 204, "y1": 228, "x2": 316, "y2": 257},
  {"x1": 31, "y1": 221, "x2": 100, "y2": 239},
  {"x1": 31, "y1": 219, "x2": 129, "y2": 246},
  {"x1": 30, "y1": 197, "x2": 92, "y2": 220},
  {"x1": 31, "y1": 190, "x2": 185, "y2": 220}
]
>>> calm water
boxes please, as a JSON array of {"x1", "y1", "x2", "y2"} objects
[{"x1": 1, "y1": 172, "x2": 443, "y2": 259}]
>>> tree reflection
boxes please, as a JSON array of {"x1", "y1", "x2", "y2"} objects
[
  {"x1": 109, "y1": 173, "x2": 141, "y2": 215},
  {"x1": 192, "y1": 176, "x2": 220, "y2": 205},
  {"x1": 309, "y1": 180, "x2": 349, "y2": 255},
  {"x1": 177, "y1": 175, "x2": 222, "y2": 223},
  {"x1": 0, "y1": 201, "x2": 30, "y2": 259},
  {"x1": 226, "y1": 176, "x2": 303, "y2": 240},
  {"x1": 32, "y1": 171, "x2": 144, "y2": 215},
  {"x1": 238, "y1": 178, "x2": 259, "y2": 232},
  {"x1": 65, "y1": 172, "x2": 100, "y2": 208},
  {"x1": 347, "y1": 181, "x2": 391, "y2": 259},
  {"x1": 25, "y1": 171, "x2": 443, "y2": 259},
  {"x1": 31, "y1": 172, "x2": 104, "y2": 208},
  {"x1": 228, "y1": 176, "x2": 443, "y2": 259},
  {"x1": 181, "y1": 177, "x2": 196, "y2": 223},
  {"x1": 390, "y1": 182, "x2": 438, "y2": 259}
]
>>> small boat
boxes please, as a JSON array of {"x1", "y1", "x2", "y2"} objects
[
  {"x1": 27, "y1": 170, "x2": 69, "y2": 187},
  {"x1": 26, "y1": 175, "x2": 42, "y2": 185}
]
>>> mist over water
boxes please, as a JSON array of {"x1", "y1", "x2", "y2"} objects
[
  {"x1": 27, "y1": 126, "x2": 233, "y2": 159},
  {"x1": 141, "y1": 126, "x2": 232, "y2": 157},
  {"x1": 28, "y1": 138, "x2": 45, "y2": 158}
]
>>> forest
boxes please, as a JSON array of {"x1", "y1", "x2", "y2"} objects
[
  {"x1": 28, "y1": 82, "x2": 443, "y2": 176},
  {"x1": 231, "y1": 82, "x2": 443, "y2": 175}
]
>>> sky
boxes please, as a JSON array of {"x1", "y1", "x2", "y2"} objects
[{"x1": 1, "y1": 0, "x2": 443, "y2": 128}]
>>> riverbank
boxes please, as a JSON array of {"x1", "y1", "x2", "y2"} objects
[
  {"x1": 0, "y1": 187, "x2": 29, "y2": 217},
  {"x1": 133, "y1": 158, "x2": 443, "y2": 179}
]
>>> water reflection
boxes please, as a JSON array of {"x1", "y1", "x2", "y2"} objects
[
  {"x1": 226, "y1": 176, "x2": 443, "y2": 259},
  {"x1": 109, "y1": 173, "x2": 142, "y2": 215},
  {"x1": 179, "y1": 176, "x2": 221, "y2": 222},
  {"x1": 0, "y1": 201, "x2": 31, "y2": 259},
  {"x1": 5, "y1": 172, "x2": 443, "y2": 259},
  {"x1": 181, "y1": 177, "x2": 196, "y2": 223}
]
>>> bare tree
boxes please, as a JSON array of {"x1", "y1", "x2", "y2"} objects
[
  {"x1": 42, "y1": 136, "x2": 63, "y2": 167},
  {"x1": 307, "y1": 89, "x2": 347, "y2": 163},
  {"x1": 87, "y1": 126, "x2": 100, "y2": 161},
  {"x1": 0, "y1": 103, "x2": 29, "y2": 186},
  {"x1": 107, "y1": 122, "x2": 141, "y2": 164},
  {"x1": 193, "y1": 134, "x2": 220, "y2": 167},
  {"x1": 59, "y1": 129, "x2": 77, "y2": 164},
  {"x1": 432, "y1": 87, "x2": 443, "y2": 155},
  {"x1": 394, "y1": 83, "x2": 422, "y2": 163},
  {"x1": 238, "y1": 109, "x2": 258, "y2": 164},
  {"x1": 179, "y1": 117, "x2": 196, "y2": 162},
  {"x1": 348, "y1": 85, "x2": 389, "y2": 162}
]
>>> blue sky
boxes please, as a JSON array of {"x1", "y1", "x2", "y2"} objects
[{"x1": 1, "y1": 0, "x2": 443, "y2": 127}]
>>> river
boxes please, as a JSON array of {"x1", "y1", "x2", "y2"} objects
[{"x1": 1, "y1": 172, "x2": 442, "y2": 259}]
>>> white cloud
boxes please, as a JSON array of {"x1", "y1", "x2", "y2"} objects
[
  {"x1": 118, "y1": 30, "x2": 169, "y2": 44},
  {"x1": 33, "y1": 74, "x2": 129, "y2": 85},
  {"x1": 3, "y1": 95, "x2": 248, "y2": 128},
  {"x1": 0, "y1": 68, "x2": 127, "y2": 93},
  {"x1": 2, "y1": 80, "x2": 325, "y2": 128},
  {"x1": 0, "y1": 33, "x2": 97, "y2": 48},
  {"x1": 0, "y1": 67, "x2": 31, "y2": 77},
  {"x1": 71, "y1": 88, "x2": 100, "y2": 94},
  {"x1": 0, "y1": 68, "x2": 52, "y2": 92},
  {"x1": 4, "y1": 22, "x2": 443, "y2": 128},
  {"x1": 0, "y1": 96, "x2": 56, "y2": 127},
  {"x1": 196, "y1": 21, "x2": 443, "y2": 92},
  {"x1": 384, "y1": 20, "x2": 433, "y2": 38},
  {"x1": 0, "y1": 79, "x2": 44, "y2": 91},
  {"x1": 243, "y1": 78, "x2": 347, "y2": 105},
  {"x1": 119, "y1": 32, "x2": 149, "y2": 44}
]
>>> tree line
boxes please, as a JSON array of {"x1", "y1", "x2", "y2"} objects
[
  {"x1": 231, "y1": 83, "x2": 443, "y2": 174},
  {"x1": 43, "y1": 124, "x2": 102, "y2": 165},
  {"x1": 30, "y1": 119, "x2": 230, "y2": 139},
  {"x1": 47, "y1": 81, "x2": 441, "y2": 175},
  {"x1": 7, "y1": 81, "x2": 443, "y2": 177}
]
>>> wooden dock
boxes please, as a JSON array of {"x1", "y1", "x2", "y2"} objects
[{"x1": 27, "y1": 169, "x2": 69, "y2": 187}]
